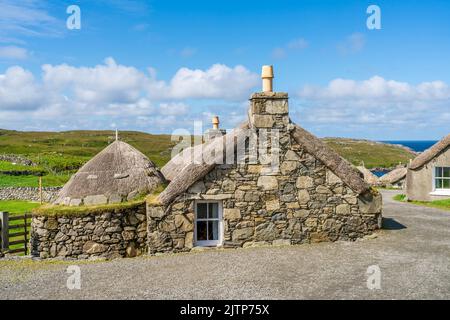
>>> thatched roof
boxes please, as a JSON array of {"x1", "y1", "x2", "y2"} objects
[
  {"x1": 158, "y1": 121, "x2": 370, "y2": 206},
  {"x1": 409, "y1": 134, "x2": 450, "y2": 170},
  {"x1": 161, "y1": 122, "x2": 248, "y2": 182},
  {"x1": 357, "y1": 166, "x2": 379, "y2": 185},
  {"x1": 55, "y1": 141, "x2": 165, "y2": 206},
  {"x1": 158, "y1": 123, "x2": 248, "y2": 206},
  {"x1": 291, "y1": 125, "x2": 369, "y2": 194},
  {"x1": 379, "y1": 167, "x2": 407, "y2": 185}
]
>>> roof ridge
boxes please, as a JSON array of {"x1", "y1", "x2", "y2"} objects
[{"x1": 409, "y1": 133, "x2": 450, "y2": 170}]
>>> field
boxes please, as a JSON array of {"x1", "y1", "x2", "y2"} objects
[
  {"x1": 0, "y1": 129, "x2": 416, "y2": 189},
  {"x1": 0, "y1": 129, "x2": 177, "y2": 188}
]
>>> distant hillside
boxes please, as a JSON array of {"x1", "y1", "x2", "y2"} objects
[
  {"x1": 323, "y1": 137, "x2": 416, "y2": 169},
  {"x1": 0, "y1": 129, "x2": 175, "y2": 169},
  {"x1": 0, "y1": 129, "x2": 416, "y2": 174}
]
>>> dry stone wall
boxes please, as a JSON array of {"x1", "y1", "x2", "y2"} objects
[
  {"x1": 0, "y1": 154, "x2": 35, "y2": 166},
  {"x1": 0, "y1": 187, "x2": 61, "y2": 202},
  {"x1": 31, "y1": 203, "x2": 147, "y2": 259}
]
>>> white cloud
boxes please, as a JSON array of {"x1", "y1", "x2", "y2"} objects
[
  {"x1": 149, "y1": 64, "x2": 258, "y2": 100},
  {"x1": 0, "y1": 66, "x2": 43, "y2": 110},
  {"x1": 42, "y1": 58, "x2": 149, "y2": 104},
  {"x1": 295, "y1": 76, "x2": 450, "y2": 138},
  {"x1": 300, "y1": 76, "x2": 450, "y2": 101},
  {"x1": 0, "y1": 46, "x2": 28, "y2": 59},
  {"x1": 337, "y1": 33, "x2": 366, "y2": 55},
  {"x1": 0, "y1": 59, "x2": 258, "y2": 132},
  {"x1": 159, "y1": 102, "x2": 189, "y2": 116}
]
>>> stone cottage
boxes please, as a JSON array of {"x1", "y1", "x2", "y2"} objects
[
  {"x1": 147, "y1": 66, "x2": 382, "y2": 253},
  {"x1": 31, "y1": 66, "x2": 383, "y2": 259},
  {"x1": 406, "y1": 134, "x2": 450, "y2": 201}
]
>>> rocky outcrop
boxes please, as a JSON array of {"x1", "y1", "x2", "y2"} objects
[{"x1": 31, "y1": 203, "x2": 147, "y2": 259}]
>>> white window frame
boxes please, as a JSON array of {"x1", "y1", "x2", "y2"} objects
[
  {"x1": 431, "y1": 166, "x2": 450, "y2": 196},
  {"x1": 194, "y1": 201, "x2": 223, "y2": 247}
]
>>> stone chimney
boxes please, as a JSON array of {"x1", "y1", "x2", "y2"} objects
[
  {"x1": 248, "y1": 65, "x2": 289, "y2": 130},
  {"x1": 204, "y1": 116, "x2": 226, "y2": 142}
]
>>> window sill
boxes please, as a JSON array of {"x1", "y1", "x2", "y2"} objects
[
  {"x1": 191, "y1": 245, "x2": 223, "y2": 252},
  {"x1": 430, "y1": 190, "x2": 450, "y2": 196}
]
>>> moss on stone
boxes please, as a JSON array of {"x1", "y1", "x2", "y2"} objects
[{"x1": 32, "y1": 198, "x2": 145, "y2": 217}]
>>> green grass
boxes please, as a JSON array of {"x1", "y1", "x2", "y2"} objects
[
  {"x1": 0, "y1": 200, "x2": 41, "y2": 255},
  {"x1": 393, "y1": 194, "x2": 407, "y2": 201},
  {"x1": 393, "y1": 194, "x2": 450, "y2": 211},
  {"x1": 33, "y1": 198, "x2": 145, "y2": 217},
  {"x1": 0, "y1": 200, "x2": 40, "y2": 214},
  {"x1": 0, "y1": 173, "x2": 70, "y2": 187}
]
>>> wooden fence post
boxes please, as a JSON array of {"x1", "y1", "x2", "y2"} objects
[
  {"x1": 0, "y1": 211, "x2": 9, "y2": 252},
  {"x1": 39, "y1": 176, "x2": 43, "y2": 204}
]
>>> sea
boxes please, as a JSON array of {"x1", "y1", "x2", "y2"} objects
[
  {"x1": 380, "y1": 141, "x2": 438, "y2": 153},
  {"x1": 372, "y1": 140, "x2": 438, "y2": 177}
]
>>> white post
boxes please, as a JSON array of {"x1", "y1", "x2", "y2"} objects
[{"x1": 0, "y1": 211, "x2": 9, "y2": 252}]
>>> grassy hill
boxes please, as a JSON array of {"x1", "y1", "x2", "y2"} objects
[
  {"x1": 0, "y1": 129, "x2": 416, "y2": 187},
  {"x1": 323, "y1": 137, "x2": 416, "y2": 169}
]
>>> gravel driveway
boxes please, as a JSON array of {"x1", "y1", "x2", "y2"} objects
[{"x1": 1, "y1": 190, "x2": 450, "y2": 300}]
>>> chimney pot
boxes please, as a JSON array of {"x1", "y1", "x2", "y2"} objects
[
  {"x1": 261, "y1": 65, "x2": 274, "y2": 93},
  {"x1": 212, "y1": 116, "x2": 219, "y2": 129}
]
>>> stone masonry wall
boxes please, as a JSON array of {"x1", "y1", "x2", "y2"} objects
[
  {"x1": 0, "y1": 187, "x2": 61, "y2": 202},
  {"x1": 147, "y1": 93, "x2": 382, "y2": 253},
  {"x1": 0, "y1": 154, "x2": 35, "y2": 166},
  {"x1": 31, "y1": 203, "x2": 147, "y2": 259}
]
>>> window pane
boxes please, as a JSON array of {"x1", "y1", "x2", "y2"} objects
[
  {"x1": 197, "y1": 221, "x2": 207, "y2": 241},
  {"x1": 197, "y1": 203, "x2": 207, "y2": 219},
  {"x1": 208, "y1": 221, "x2": 219, "y2": 240},
  {"x1": 436, "y1": 167, "x2": 442, "y2": 178},
  {"x1": 443, "y1": 167, "x2": 450, "y2": 178},
  {"x1": 208, "y1": 203, "x2": 218, "y2": 219},
  {"x1": 443, "y1": 179, "x2": 450, "y2": 189},
  {"x1": 436, "y1": 179, "x2": 443, "y2": 189}
]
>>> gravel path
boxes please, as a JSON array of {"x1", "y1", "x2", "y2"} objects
[{"x1": 1, "y1": 190, "x2": 450, "y2": 300}]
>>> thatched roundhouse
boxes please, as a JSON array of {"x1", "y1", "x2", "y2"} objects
[
  {"x1": 407, "y1": 134, "x2": 450, "y2": 201},
  {"x1": 379, "y1": 167, "x2": 407, "y2": 189},
  {"x1": 54, "y1": 140, "x2": 165, "y2": 206}
]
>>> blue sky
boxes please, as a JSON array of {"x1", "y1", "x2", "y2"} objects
[{"x1": 0, "y1": 0, "x2": 449, "y2": 140}]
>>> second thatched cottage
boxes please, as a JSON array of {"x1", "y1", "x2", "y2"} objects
[{"x1": 406, "y1": 134, "x2": 450, "y2": 201}]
